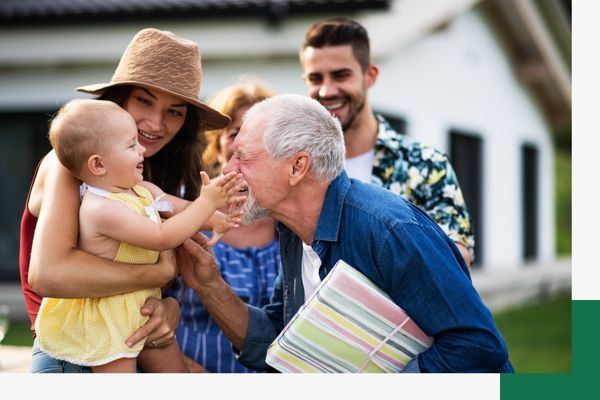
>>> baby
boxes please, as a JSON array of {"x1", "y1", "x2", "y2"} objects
[{"x1": 35, "y1": 99, "x2": 245, "y2": 372}]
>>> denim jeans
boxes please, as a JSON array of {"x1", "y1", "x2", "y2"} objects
[{"x1": 31, "y1": 338, "x2": 92, "y2": 373}]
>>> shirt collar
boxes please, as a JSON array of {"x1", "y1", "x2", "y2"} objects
[
  {"x1": 374, "y1": 113, "x2": 400, "y2": 150},
  {"x1": 313, "y1": 171, "x2": 351, "y2": 243}
]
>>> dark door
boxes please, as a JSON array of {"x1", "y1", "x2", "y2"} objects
[{"x1": 0, "y1": 111, "x2": 53, "y2": 281}]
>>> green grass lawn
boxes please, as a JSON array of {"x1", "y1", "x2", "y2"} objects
[
  {"x1": 493, "y1": 291, "x2": 571, "y2": 373},
  {"x1": 2, "y1": 320, "x2": 34, "y2": 347},
  {"x1": 3, "y1": 292, "x2": 572, "y2": 373},
  {"x1": 554, "y1": 148, "x2": 571, "y2": 255}
]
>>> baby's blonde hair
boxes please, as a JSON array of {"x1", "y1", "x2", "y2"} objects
[{"x1": 48, "y1": 99, "x2": 127, "y2": 178}]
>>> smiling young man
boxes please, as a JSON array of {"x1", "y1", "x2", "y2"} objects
[{"x1": 299, "y1": 18, "x2": 475, "y2": 266}]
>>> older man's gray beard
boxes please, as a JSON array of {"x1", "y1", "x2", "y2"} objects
[{"x1": 241, "y1": 191, "x2": 271, "y2": 225}]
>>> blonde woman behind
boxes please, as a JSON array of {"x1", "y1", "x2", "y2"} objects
[
  {"x1": 167, "y1": 78, "x2": 281, "y2": 373},
  {"x1": 203, "y1": 78, "x2": 275, "y2": 178}
]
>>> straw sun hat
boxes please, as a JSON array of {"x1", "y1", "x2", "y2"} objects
[{"x1": 77, "y1": 28, "x2": 230, "y2": 130}]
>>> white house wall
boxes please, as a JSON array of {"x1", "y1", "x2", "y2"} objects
[
  {"x1": 369, "y1": 7, "x2": 554, "y2": 270},
  {"x1": 0, "y1": 17, "x2": 315, "y2": 110},
  {"x1": 0, "y1": 6, "x2": 554, "y2": 271}
]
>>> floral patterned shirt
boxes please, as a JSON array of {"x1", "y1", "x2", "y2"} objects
[{"x1": 371, "y1": 114, "x2": 475, "y2": 257}]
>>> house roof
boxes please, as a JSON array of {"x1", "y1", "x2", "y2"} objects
[
  {"x1": 0, "y1": 0, "x2": 569, "y2": 132},
  {"x1": 485, "y1": 0, "x2": 571, "y2": 132},
  {"x1": 0, "y1": 0, "x2": 390, "y2": 25}
]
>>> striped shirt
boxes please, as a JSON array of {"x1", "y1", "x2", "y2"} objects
[{"x1": 168, "y1": 237, "x2": 280, "y2": 373}]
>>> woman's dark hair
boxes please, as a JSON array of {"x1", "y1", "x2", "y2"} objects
[{"x1": 99, "y1": 85, "x2": 205, "y2": 200}]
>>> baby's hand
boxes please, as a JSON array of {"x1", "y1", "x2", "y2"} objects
[
  {"x1": 200, "y1": 171, "x2": 246, "y2": 210},
  {"x1": 207, "y1": 210, "x2": 243, "y2": 246}
]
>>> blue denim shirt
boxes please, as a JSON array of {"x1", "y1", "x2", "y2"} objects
[{"x1": 238, "y1": 171, "x2": 513, "y2": 373}]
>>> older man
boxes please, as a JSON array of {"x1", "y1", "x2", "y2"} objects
[{"x1": 178, "y1": 94, "x2": 513, "y2": 373}]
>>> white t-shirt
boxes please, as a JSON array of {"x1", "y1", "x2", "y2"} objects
[
  {"x1": 344, "y1": 149, "x2": 375, "y2": 183},
  {"x1": 301, "y1": 242, "x2": 322, "y2": 302}
]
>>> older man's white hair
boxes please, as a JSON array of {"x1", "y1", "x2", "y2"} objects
[{"x1": 245, "y1": 94, "x2": 345, "y2": 183}]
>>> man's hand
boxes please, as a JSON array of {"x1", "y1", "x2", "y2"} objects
[
  {"x1": 177, "y1": 232, "x2": 249, "y2": 351},
  {"x1": 177, "y1": 233, "x2": 222, "y2": 291},
  {"x1": 155, "y1": 249, "x2": 178, "y2": 285}
]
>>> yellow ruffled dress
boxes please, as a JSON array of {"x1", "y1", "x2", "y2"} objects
[{"x1": 35, "y1": 185, "x2": 163, "y2": 366}]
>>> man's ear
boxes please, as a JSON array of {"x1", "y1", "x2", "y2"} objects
[
  {"x1": 87, "y1": 154, "x2": 106, "y2": 177},
  {"x1": 289, "y1": 152, "x2": 311, "y2": 186},
  {"x1": 365, "y1": 64, "x2": 379, "y2": 89}
]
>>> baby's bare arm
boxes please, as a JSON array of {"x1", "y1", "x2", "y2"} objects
[{"x1": 29, "y1": 152, "x2": 176, "y2": 298}]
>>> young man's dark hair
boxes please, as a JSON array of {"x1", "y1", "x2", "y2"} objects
[{"x1": 302, "y1": 17, "x2": 371, "y2": 71}]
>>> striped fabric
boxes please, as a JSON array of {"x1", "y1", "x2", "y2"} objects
[
  {"x1": 168, "y1": 237, "x2": 280, "y2": 373},
  {"x1": 266, "y1": 260, "x2": 433, "y2": 373}
]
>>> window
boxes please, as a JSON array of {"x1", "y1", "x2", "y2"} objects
[
  {"x1": 522, "y1": 143, "x2": 539, "y2": 261},
  {"x1": 449, "y1": 129, "x2": 484, "y2": 267}
]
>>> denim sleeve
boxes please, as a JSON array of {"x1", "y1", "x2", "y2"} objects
[
  {"x1": 378, "y1": 220, "x2": 509, "y2": 372},
  {"x1": 399, "y1": 358, "x2": 420, "y2": 373},
  {"x1": 236, "y1": 273, "x2": 284, "y2": 371}
]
